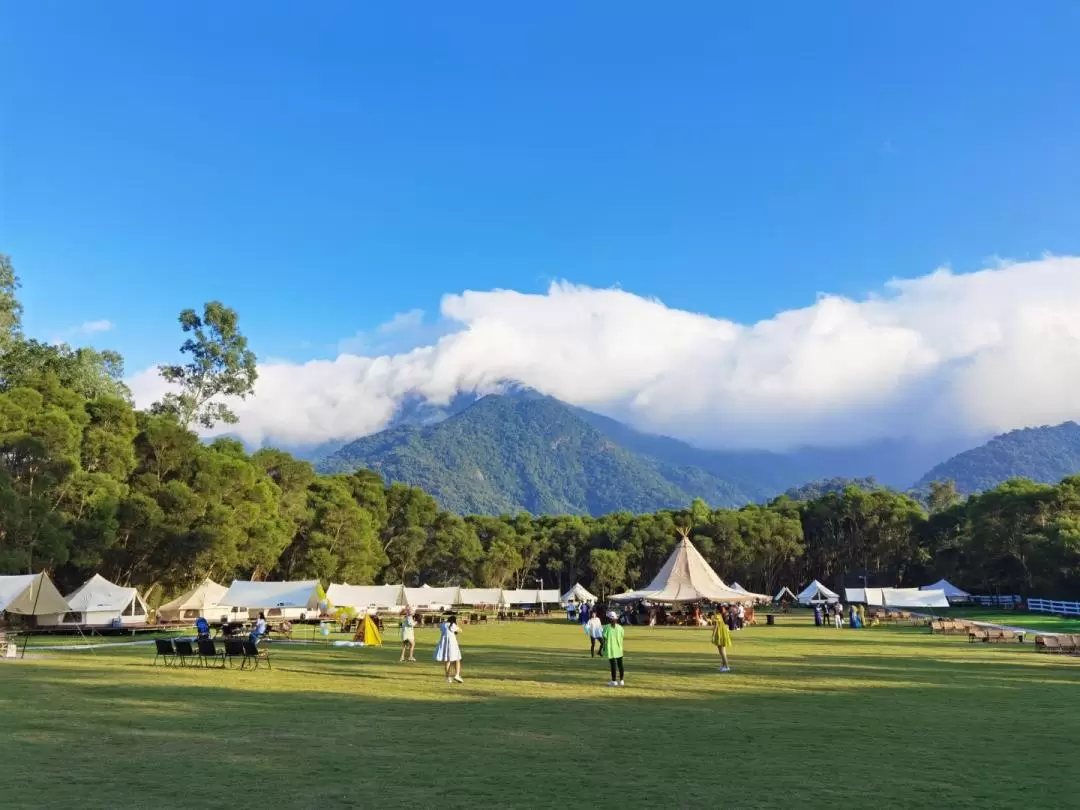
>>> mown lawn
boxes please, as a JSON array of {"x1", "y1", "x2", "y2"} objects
[{"x1": 2, "y1": 617, "x2": 1078, "y2": 809}]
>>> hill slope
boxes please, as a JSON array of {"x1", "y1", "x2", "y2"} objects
[
  {"x1": 317, "y1": 393, "x2": 753, "y2": 515},
  {"x1": 914, "y1": 422, "x2": 1080, "y2": 494}
]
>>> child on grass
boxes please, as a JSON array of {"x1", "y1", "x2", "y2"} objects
[
  {"x1": 712, "y1": 611, "x2": 732, "y2": 672},
  {"x1": 603, "y1": 613, "x2": 625, "y2": 687}
]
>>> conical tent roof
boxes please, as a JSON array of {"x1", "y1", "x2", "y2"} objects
[
  {"x1": 797, "y1": 580, "x2": 839, "y2": 604},
  {"x1": 920, "y1": 579, "x2": 970, "y2": 599},
  {"x1": 66, "y1": 574, "x2": 147, "y2": 614},
  {"x1": 560, "y1": 583, "x2": 598, "y2": 603},
  {"x1": 157, "y1": 578, "x2": 228, "y2": 619},
  {"x1": 0, "y1": 573, "x2": 71, "y2": 616},
  {"x1": 612, "y1": 537, "x2": 756, "y2": 604},
  {"x1": 773, "y1": 586, "x2": 798, "y2": 602}
]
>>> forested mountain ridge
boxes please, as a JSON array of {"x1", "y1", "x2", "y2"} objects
[
  {"x1": 317, "y1": 393, "x2": 753, "y2": 514},
  {"x1": 914, "y1": 422, "x2": 1080, "y2": 494}
]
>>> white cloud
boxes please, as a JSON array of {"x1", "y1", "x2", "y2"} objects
[
  {"x1": 127, "y1": 255, "x2": 1080, "y2": 450},
  {"x1": 79, "y1": 319, "x2": 114, "y2": 334}
]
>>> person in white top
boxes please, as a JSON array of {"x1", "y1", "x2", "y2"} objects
[
  {"x1": 833, "y1": 602, "x2": 844, "y2": 629},
  {"x1": 585, "y1": 613, "x2": 605, "y2": 657},
  {"x1": 399, "y1": 609, "x2": 417, "y2": 662},
  {"x1": 434, "y1": 613, "x2": 463, "y2": 683}
]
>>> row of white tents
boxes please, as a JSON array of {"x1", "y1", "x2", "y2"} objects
[
  {"x1": 0, "y1": 572, "x2": 585, "y2": 628},
  {"x1": 788, "y1": 578, "x2": 972, "y2": 608}
]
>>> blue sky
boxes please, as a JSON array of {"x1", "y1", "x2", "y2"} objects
[{"x1": 2, "y1": 1, "x2": 1079, "y2": 376}]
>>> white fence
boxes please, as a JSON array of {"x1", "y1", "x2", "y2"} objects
[
  {"x1": 972, "y1": 594, "x2": 1021, "y2": 607},
  {"x1": 1027, "y1": 598, "x2": 1080, "y2": 617}
]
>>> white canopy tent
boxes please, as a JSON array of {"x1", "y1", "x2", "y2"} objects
[
  {"x1": 560, "y1": 583, "x2": 598, "y2": 604},
  {"x1": 326, "y1": 584, "x2": 404, "y2": 613},
  {"x1": 403, "y1": 586, "x2": 460, "y2": 609},
  {"x1": 921, "y1": 579, "x2": 971, "y2": 601},
  {"x1": 773, "y1": 586, "x2": 798, "y2": 603},
  {"x1": 611, "y1": 536, "x2": 757, "y2": 604},
  {"x1": 797, "y1": 580, "x2": 839, "y2": 605},
  {"x1": 458, "y1": 588, "x2": 505, "y2": 606},
  {"x1": 0, "y1": 573, "x2": 71, "y2": 617},
  {"x1": 221, "y1": 579, "x2": 322, "y2": 620},
  {"x1": 39, "y1": 574, "x2": 149, "y2": 627},
  {"x1": 157, "y1": 578, "x2": 235, "y2": 623},
  {"x1": 844, "y1": 587, "x2": 950, "y2": 609}
]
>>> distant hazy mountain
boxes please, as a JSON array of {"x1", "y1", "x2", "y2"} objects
[
  {"x1": 914, "y1": 422, "x2": 1080, "y2": 494},
  {"x1": 317, "y1": 392, "x2": 753, "y2": 514}
]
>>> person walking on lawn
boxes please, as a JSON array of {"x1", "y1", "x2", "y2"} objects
[{"x1": 603, "y1": 613, "x2": 625, "y2": 687}]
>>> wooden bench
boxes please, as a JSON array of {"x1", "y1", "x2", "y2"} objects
[{"x1": 1035, "y1": 635, "x2": 1061, "y2": 653}]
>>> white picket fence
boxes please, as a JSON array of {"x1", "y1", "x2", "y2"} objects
[{"x1": 1027, "y1": 598, "x2": 1080, "y2": 617}]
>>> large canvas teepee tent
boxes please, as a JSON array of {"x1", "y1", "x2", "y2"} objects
[{"x1": 611, "y1": 530, "x2": 757, "y2": 604}]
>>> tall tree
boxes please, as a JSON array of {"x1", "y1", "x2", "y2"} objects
[
  {"x1": 154, "y1": 301, "x2": 257, "y2": 428},
  {"x1": 0, "y1": 254, "x2": 23, "y2": 352}
]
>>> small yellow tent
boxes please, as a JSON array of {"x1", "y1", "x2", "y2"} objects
[{"x1": 352, "y1": 614, "x2": 382, "y2": 646}]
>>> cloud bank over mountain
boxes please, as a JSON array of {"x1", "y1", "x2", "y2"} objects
[{"x1": 127, "y1": 255, "x2": 1080, "y2": 450}]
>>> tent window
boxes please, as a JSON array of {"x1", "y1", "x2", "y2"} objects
[
  {"x1": 183, "y1": 609, "x2": 199, "y2": 619},
  {"x1": 63, "y1": 612, "x2": 83, "y2": 623},
  {"x1": 267, "y1": 608, "x2": 282, "y2": 618},
  {"x1": 133, "y1": 599, "x2": 146, "y2": 616},
  {"x1": 123, "y1": 599, "x2": 134, "y2": 616}
]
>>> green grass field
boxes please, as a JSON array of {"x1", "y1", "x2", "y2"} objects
[
  {"x1": 3, "y1": 617, "x2": 1079, "y2": 809},
  {"x1": 937, "y1": 608, "x2": 1080, "y2": 633}
]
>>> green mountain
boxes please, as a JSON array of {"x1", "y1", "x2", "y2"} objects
[
  {"x1": 913, "y1": 421, "x2": 1080, "y2": 494},
  {"x1": 317, "y1": 392, "x2": 753, "y2": 515}
]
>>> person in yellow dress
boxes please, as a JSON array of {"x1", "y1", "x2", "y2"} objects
[{"x1": 712, "y1": 608, "x2": 733, "y2": 673}]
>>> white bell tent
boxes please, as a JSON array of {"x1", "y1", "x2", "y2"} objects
[
  {"x1": 38, "y1": 574, "x2": 149, "y2": 628},
  {"x1": 611, "y1": 530, "x2": 756, "y2": 604},
  {"x1": 797, "y1": 580, "x2": 839, "y2": 605},
  {"x1": 560, "y1": 583, "x2": 598, "y2": 604}
]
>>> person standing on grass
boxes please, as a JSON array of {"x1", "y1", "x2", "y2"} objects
[
  {"x1": 434, "y1": 612, "x2": 463, "y2": 683},
  {"x1": 833, "y1": 603, "x2": 844, "y2": 629},
  {"x1": 399, "y1": 609, "x2": 417, "y2": 662},
  {"x1": 585, "y1": 610, "x2": 605, "y2": 657},
  {"x1": 712, "y1": 610, "x2": 732, "y2": 672},
  {"x1": 603, "y1": 613, "x2": 625, "y2": 686}
]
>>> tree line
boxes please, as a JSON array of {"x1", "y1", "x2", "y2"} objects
[{"x1": 1, "y1": 254, "x2": 1078, "y2": 604}]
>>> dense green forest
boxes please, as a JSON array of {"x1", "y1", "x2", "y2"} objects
[
  {"x1": 915, "y1": 422, "x2": 1080, "y2": 495},
  {"x1": 1, "y1": 254, "x2": 1079, "y2": 603}
]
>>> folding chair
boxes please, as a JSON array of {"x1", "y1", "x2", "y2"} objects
[
  {"x1": 242, "y1": 640, "x2": 271, "y2": 670},
  {"x1": 223, "y1": 639, "x2": 245, "y2": 668},
  {"x1": 153, "y1": 638, "x2": 177, "y2": 666},
  {"x1": 174, "y1": 639, "x2": 197, "y2": 667},
  {"x1": 197, "y1": 638, "x2": 226, "y2": 668}
]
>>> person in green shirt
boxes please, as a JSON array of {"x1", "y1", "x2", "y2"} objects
[{"x1": 602, "y1": 614, "x2": 625, "y2": 686}]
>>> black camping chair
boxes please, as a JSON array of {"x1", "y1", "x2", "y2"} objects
[
  {"x1": 153, "y1": 638, "x2": 177, "y2": 666},
  {"x1": 173, "y1": 639, "x2": 197, "y2": 667},
  {"x1": 241, "y1": 640, "x2": 271, "y2": 670},
  {"x1": 223, "y1": 638, "x2": 244, "y2": 667},
  {"x1": 197, "y1": 638, "x2": 226, "y2": 668}
]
